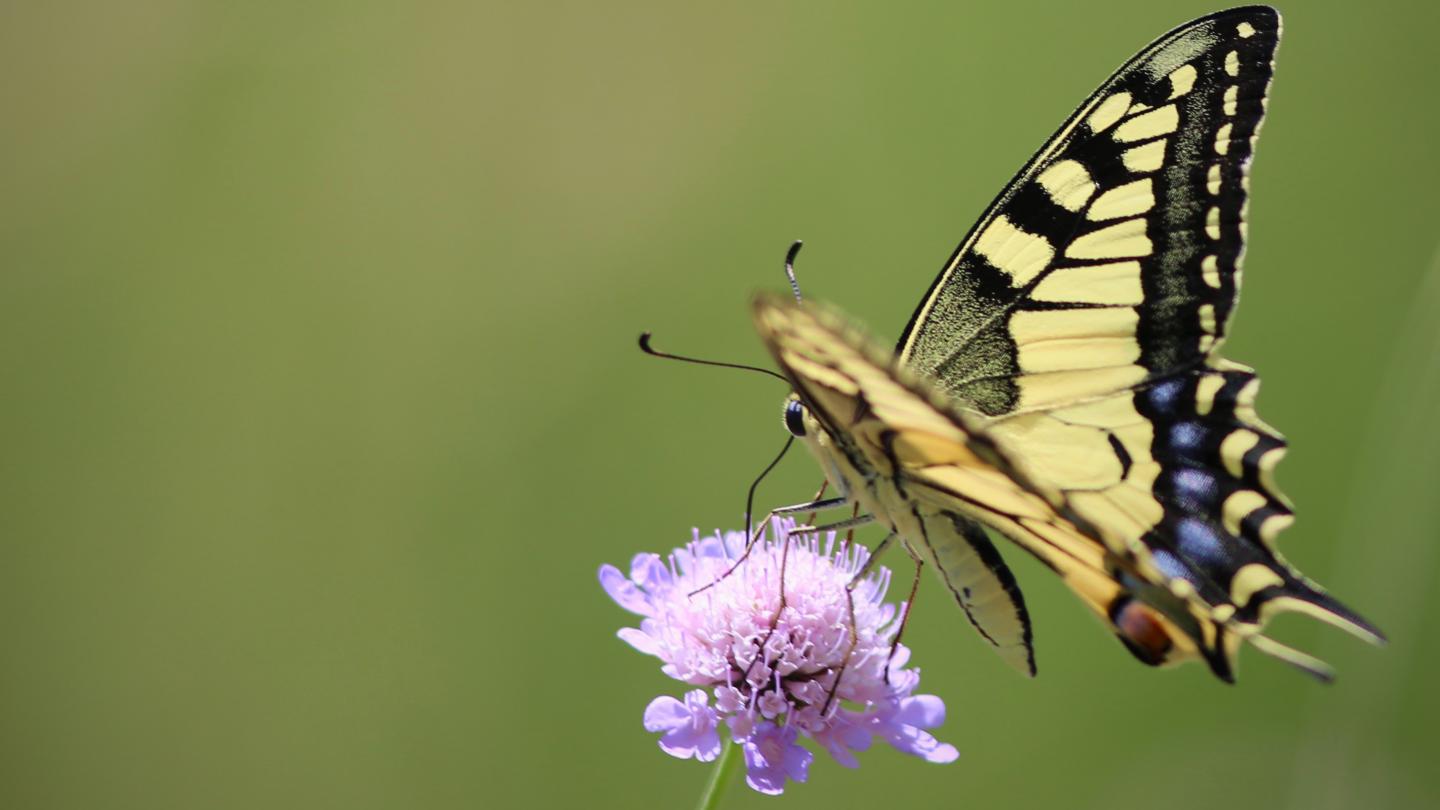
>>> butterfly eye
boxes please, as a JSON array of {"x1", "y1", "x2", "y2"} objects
[{"x1": 782, "y1": 399, "x2": 807, "y2": 437}]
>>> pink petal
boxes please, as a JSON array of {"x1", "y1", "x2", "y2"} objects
[
  {"x1": 643, "y1": 695, "x2": 689, "y2": 733},
  {"x1": 629, "y1": 553, "x2": 672, "y2": 591},
  {"x1": 895, "y1": 694, "x2": 946, "y2": 728},
  {"x1": 617, "y1": 627, "x2": 660, "y2": 656},
  {"x1": 598, "y1": 564, "x2": 653, "y2": 616}
]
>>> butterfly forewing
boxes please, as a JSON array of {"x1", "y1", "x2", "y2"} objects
[
  {"x1": 755, "y1": 297, "x2": 1043, "y2": 674},
  {"x1": 899, "y1": 7, "x2": 1278, "y2": 416}
]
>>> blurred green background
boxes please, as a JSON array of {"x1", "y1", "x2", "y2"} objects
[{"x1": 2, "y1": 1, "x2": 1437, "y2": 808}]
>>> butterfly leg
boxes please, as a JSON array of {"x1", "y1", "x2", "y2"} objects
[
  {"x1": 741, "y1": 522, "x2": 797, "y2": 683},
  {"x1": 821, "y1": 530, "x2": 898, "y2": 715},
  {"x1": 883, "y1": 545, "x2": 926, "y2": 685},
  {"x1": 804, "y1": 480, "x2": 829, "y2": 524},
  {"x1": 773, "y1": 496, "x2": 849, "y2": 515},
  {"x1": 789, "y1": 512, "x2": 875, "y2": 534},
  {"x1": 689, "y1": 496, "x2": 853, "y2": 598},
  {"x1": 740, "y1": 506, "x2": 879, "y2": 685},
  {"x1": 846, "y1": 532, "x2": 895, "y2": 587},
  {"x1": 791, "y1": 511, "x2": 875, "y2": 579}
]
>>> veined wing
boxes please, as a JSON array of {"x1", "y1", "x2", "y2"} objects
[
  {"x1": 984, "y1": 369, "x2": 1384, "y2": 680},
  {"x1": 756, "y1": 295, "x2": 1044, "y2": 673},
  {"x1": 899, "y1": 7, "x2": 1280, "y2": 416},
  {"x1": 886, "y1": 5, "x2": 1382, "y2": 678},
  {"x1": 757, "y1": 295, "x2": 1378, "y2": 680},
  {"x1": 754, "y1": 295, "x2": 1222, "y2": 674},
  {"x1": 911, "y1": 508, "x2": 1036, "y2": 675}
]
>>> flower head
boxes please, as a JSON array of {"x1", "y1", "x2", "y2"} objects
[{"x1": 600, "y1": 519, "x2": 958, "y2": 794}]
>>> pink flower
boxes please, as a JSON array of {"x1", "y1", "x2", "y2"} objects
[
  {"x1": 643, "y1": 690, "x2": 722, "y2": 762},
  {"x1": 600, "y1": 519, "x2": 958, "y2": 794}
]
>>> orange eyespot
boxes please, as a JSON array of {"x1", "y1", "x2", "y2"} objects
[{"x1": 1111, "y1": 598, "x2": 1174, "y2": 666}]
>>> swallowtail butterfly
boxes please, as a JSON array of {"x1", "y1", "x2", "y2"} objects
[{"x1": 754, "y1": 5, "x2": 1383, "y2": 682}]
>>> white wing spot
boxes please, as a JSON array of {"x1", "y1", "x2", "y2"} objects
[
  {"x1": 1225, "y1": 50, "x2": 1240, "y2": 77},
  {"x1": 1207, "y1": 164, "x2": 1222, "y2": 195},
  {"x1": 1258, "y1": 514, "x2": 1292, "y2": 546},
  {"x1": 1086, "y1": 92, "x2": 1131, "y2": 134},
  {"x1": 1235, "y1": 377, "x2": 1261, "y2": 423},
  {"x1": 1086, "y1": 178, "x2": 1154, "y2": 221},
  {"x1": 1066, "y1": 218, "x2": 1152, "y2": 260},
  {"x1": 1167, "y1": 64, "x2": 1197, "y2": 99},
  {"x1": 1237, "y1": 21, "x2": 1257, "y2": 38},
  {"x1": 1012, "y1": 308, "x2": 1142, "y2": 375},
  {"x1": 1201, "y1": 255, "x2": 1222, "y2": 288},
  {"x1": 1114, "y1": 105, "x2": 1179, "y2": 143},
  {"x1": 1036, "y1": 160, "x2": 1096, "y2": 212},
  {"x1": 1221, "y1": 429, "x2": 1261, "y2": 476},
  {"x1": 1223, "y1": 490, "x2": 1268, "y2": 536},
  {"x1": 975, "y1": 215, "x2": 1055, "y2": 285},
  {"x1": 1195, "y1": 374, "x2": 1225, "y2": 416},
  {"x1": 1121, "y1": 140, "x2": 1167, "y2": 173},
  {"x1": 1223, "y1": 85, "x2": 1239, "y2": 116},
  {"x1": 1214, "y1": 122, "x2": 1233, "y2": 155},
  {"x1": 1206, "y1": 206, "x2": 1222, "y2": 240},
  {"x1": 1031, "y1": 261, "x2": 1144, "y2": 305},
  {"x1": 1231, "y1": 562, "x2": 1283, "y2": 606},
  {"x1": 1016, "y1": 364, "x2": 1147, "y2": 410},
  {"x1": 1257, "y1": 446, "x2": 1286, "y2": 494}
]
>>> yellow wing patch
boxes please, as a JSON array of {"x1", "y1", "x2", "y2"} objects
[{"x1": 753, "y1": 296, "x2": 1291, "y2": 677}]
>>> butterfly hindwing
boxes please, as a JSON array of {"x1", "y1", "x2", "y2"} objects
[
  {"x1": 918, "y1": 511, "x2": 1037, "y2": 676},
  {"x1": 1128, "y1": 367, "x2": 1384, "y2": 648}
]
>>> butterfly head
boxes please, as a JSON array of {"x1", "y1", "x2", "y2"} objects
[
  {"x1": 781, "y1": 395, "x2": 808, "y2": 437},
  {"x1": 780, "y1": 394, "x2": 829, "y2": 451},
  {"x1": 780, "y1": 389, "x2": 839, "y2": 466}
]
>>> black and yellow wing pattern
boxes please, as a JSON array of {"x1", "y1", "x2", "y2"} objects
[
  {"x1": 758, "y1": 298, "x2": 1160, "y2": 678},
  {"x1": 757, "y1": 6, "x2": 1383, "y2": 682}
]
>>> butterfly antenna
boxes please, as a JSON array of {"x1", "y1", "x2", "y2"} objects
[
  {"x1": 638, "y1": 332, "x2": 789, "y2": 383},
  {"x1": 688, "y1": 435, "x2": 796, "y2": 601},
  {"x1": 784, "y1": 240, "x2": 805, "y2": 303}
]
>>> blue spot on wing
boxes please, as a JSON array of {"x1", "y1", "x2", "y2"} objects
[
  {"x1": 1168, "y1": 421, "x2": 1207, "y2": 455},
  {"x1": 1169, "y1": 468, "x2": 1218, "y2": 508},
  {"x1": 1173, "y1": 518, "x2": 1230, "y2": 570},
  {"x1": 1149, "y1": 548, "x2": 1192, "y2": 582},
  {"x1": 1144, "y1": 378, "x2": 1186, "y2": 412}
]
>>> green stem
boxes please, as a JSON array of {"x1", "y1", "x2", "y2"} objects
[{"x1": 694, "y1": 741, "x2": 741, "y2": 810}]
